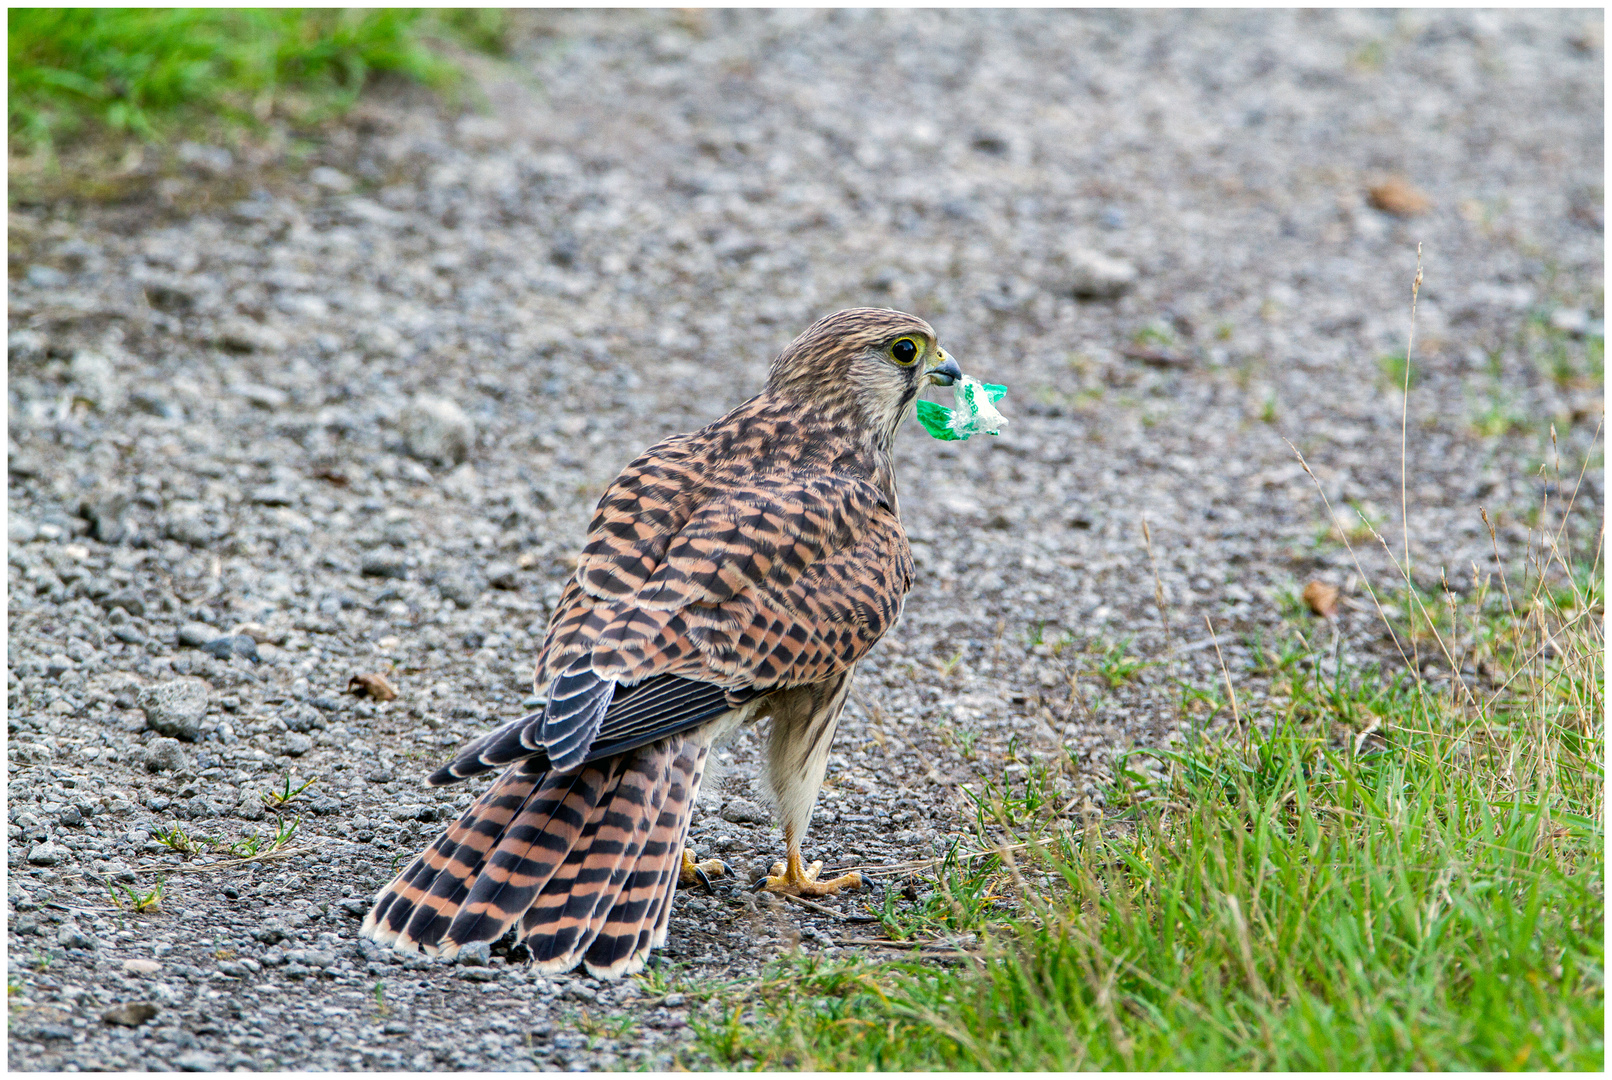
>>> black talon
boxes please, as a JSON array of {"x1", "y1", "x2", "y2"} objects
[
  {"x1": 750, "y1": 876, "x2": 770, "y2": 892},
  {"x1": 694, "y1": 866, "x2": 714, "y2": 893}
]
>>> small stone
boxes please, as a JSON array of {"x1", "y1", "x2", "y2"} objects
[
  {"x1": 102, "y1": 589, "x2": 146, "y2": 618},
  {"x1": 283, "y1": 732, "x2": 314, "y2": 757},
  {"x1": 102, "y1": 1002, "x2": 160, "y2": 1027},
  {"x1": 457, "y1": 941, "x2": 492, "y2": 967},
  {"x1": 1549, "y1": 308, "x2": 1599, "y2": 338},
  {"x1": 79, "y1": 493, "x2": 130, "y2": 543},
  {"x1": 177, "y1": 141, "x2": 233, "y2": 175},
  {"x1": 402, "y1": 396, "x2": 475, "y2": 466},
  {"x1": 10, "y1": 516, "x2": 39, "y2": 543},
  {"x1": 310, "y1": 166, "x2": 354, "y2": 193},
  {"x1": 459, "y1": 967, "x2": 498, "y2": 982},
  {"x1": 177, "y1": 623, "x2": 215, "y2": 648},
  {"x1": 720, "y1": 798, "x2": 771, "y2": 825},
  {"x1": 486, "y1": 561, "x2": 520, "y2": 590},
  {"x1": 144, "y1": 737, "x2": 189, "y2": 773},
  {"x1": 1064, "y1": 249, "x2": 1138, "y2": 299},
  {"x1": 70, "y1": 350, "x2": 121, "y2": 409},
  {"x1": 28, "y1": 841, "x2": 67, "y2": 866},
  {"x1": 662, "y1": 992, "x2": 686, "y2": 1008},
  {"x1": 218, "y1": 319, "x2": 286, "y2": 354},
  {"x1": 250, "y1": 484, "x2": 297, "y2": 507},
  {"x1": 339, "y1": 897, "x2": 369, "y2": 917},
  {"x1": 201, "y1": 635, "x2": 260, "y2": 663},
  {"x1": 57, "y1": 923, "x2": 96, "y2": 950},
  {"x1": 235, "y1": 788, "x2": 266, "y2": 821},
  {"x1": 175, "y1": 1050, "x2": 219, "y2": 1072},
  {"x1": 233, "y1": 382, "x2": 289, "y2": 409},
  {"x1": 361, "y1": 554, "x2": 408, "y2": 579},
  {"x1": 26, "y1": 264, "x2": 68, "y2": 288},
  {"x1": 137, "y1": 678, "x2": 210, "y2": 741},
  {"x1": 122, "y1": 959, "x2": 162, "y2": 975},
  {"x1": 436, "y1": 571, "x2": 485, "y2": 609}
]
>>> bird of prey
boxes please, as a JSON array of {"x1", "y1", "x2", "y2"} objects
[{"x1": 361, "y1": 308, "x2": 969, "y2": 979}]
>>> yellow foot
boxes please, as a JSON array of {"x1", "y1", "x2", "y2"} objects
[
  {"x1": 679, "y1": 847, "x2": 727, "y2": 891},
  {"x1": 757, "y1": 857, "x2": 863, "y2": 898}
]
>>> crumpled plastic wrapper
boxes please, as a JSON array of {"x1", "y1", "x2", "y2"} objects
[{"x1": 916, "y1": 376, "x2": 1008, "y2": 441}]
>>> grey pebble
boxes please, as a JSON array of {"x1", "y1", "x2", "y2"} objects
[
  {"x1": 283, "y1": 732, "x2": 315, "y2": 757},
  {"x1": 175, "y1": 1050, "x2": 219, "y2": 1072},
  {"x1": 101, "y1": 587, "x2": 146, "y2": 617},
  {"x1": 1063, "y1": 248, "x2": 1139, "y2": 299},
  {"x1": 137, "y1": 679, "x2": 209, "y2": 742},
  {"x1": 27, "y1": 841, "x2": 68, "y2": 866},
  {"x1": 402, "y1": 395, "x2": 475, "y2": 465},
  {"x1": 143, "y1": 738, "x2": 189, "y2": 773},
  {"x1": 720, "y1": 798, "x2": 771, "y2": 825},
  {"x1": 485, "y1": 561, "x2": 519, "y2": 590},
  {"x1": 57, "y1": 923, "x2": 97, "y2": 950},
  {"x1": 457, "y1": 941, "x2": 492, "y2": 966},
  {"x1": 176, "y1": 622, "x2": 216, "y2": 647},
  {"x1": 26, "y1": 264, "x2": 68, "y2": 288},
  {"x1": 361, "y1": 554, "x2": 408, "y2": 579},
  {"x1": 201, "y1": 634, "x2": 260, "y2": 662}
]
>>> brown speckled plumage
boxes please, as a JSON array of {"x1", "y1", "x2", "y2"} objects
[{"x1": 362, "y1": 308, "x2": 964, "y2": 978}]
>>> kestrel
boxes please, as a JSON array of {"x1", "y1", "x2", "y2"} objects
[{"x1": 361, "y1": 308, "x2": 969, "y2": 979}]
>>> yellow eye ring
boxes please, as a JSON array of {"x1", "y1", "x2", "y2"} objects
[{"x1": 891, "y1": 337, "x2": 919, "y2": 365}]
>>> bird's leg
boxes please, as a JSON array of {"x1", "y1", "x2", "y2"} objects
[
  {"x1": 679, "y1": 847, "x2": 726, "y2": 892},
  {"x1": 756, "y1": 824, "x2": 862, "y2": 898}
]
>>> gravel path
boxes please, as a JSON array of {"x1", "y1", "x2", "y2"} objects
[{"x1": 8, "y1": 9, "x2": 1602, "y2": 1071}]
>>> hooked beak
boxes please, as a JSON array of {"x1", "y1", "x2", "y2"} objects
[{"x1": 928, "y1": 354, "x2": 963, "y2": 387}]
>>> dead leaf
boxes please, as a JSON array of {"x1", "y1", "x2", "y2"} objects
[
  {"x1": 348, "y1": 672, "x2": 399, "y2": 701},
  {"x1": 1368, "y1": 177, "x2": 1431, "y2": 216},
  {"x1": 1303, "y1": 580, "x2": 1340, "y2": 618}
]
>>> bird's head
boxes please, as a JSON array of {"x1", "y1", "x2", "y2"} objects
[{"x1": 766, "y1": 308, "x2": 964, "y2": 449}]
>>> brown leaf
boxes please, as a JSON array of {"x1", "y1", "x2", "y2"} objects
[
  {"x1": 347, "y1": 672, "x2": 399, "y2": 701},
  {"x1": 1367, "y1": 177, "x2": 1431, "y2": 217},
  {"x1": 1302, "y1": 580, "x2": 1340, "y2": 618}
]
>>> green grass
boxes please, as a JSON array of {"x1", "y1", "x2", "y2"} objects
[
  {"x1": 8, "y1": 8, "x2": 494, "y2": 154},
  {"x1": 693, "y1": 484, "x2": 1603, "y2": 1070}
]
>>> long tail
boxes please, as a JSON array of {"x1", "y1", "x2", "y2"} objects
[{"x1": 360, "y1": 730, "x2": 711, "y2": 979}]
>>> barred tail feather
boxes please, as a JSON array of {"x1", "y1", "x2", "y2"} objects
[
  {"x1": 583, "y1": 738, "x2": 708, "y2": 977},
  {"x1": 362, "y1": 759, "x2": 556, "y2": 954},
  {"x1": 361, "y1": 727, "x2": 716, "y2": 978}
]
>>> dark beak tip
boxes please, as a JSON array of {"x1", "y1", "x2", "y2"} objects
[{"x1": 931, "y1": 357, "x2": 964, "y2": 386}]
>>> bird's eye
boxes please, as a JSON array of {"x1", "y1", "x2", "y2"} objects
[{"x1": 891, "y1": 338, "x2": 919, "y2": 365}]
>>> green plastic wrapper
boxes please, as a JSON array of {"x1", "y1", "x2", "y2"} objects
[{"x1": 916, "y1": 376, "x2": 1008, "y2": 441}]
